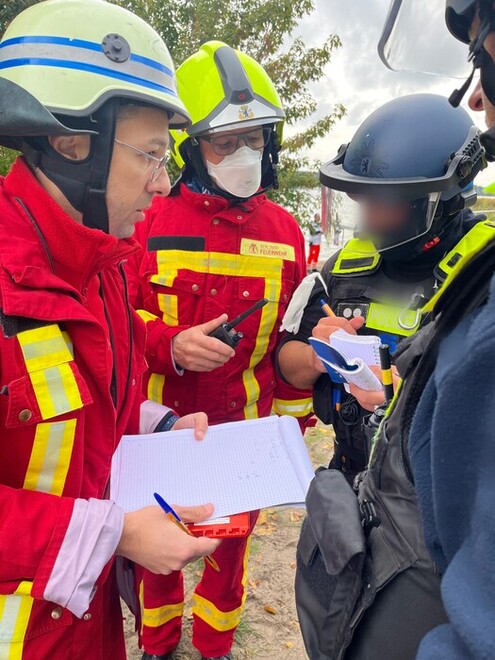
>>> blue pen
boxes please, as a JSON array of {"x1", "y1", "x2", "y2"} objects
[
  {"x1": 153, "y1": 492, "x2": 220, "y2": 572},
  {"x1": 154, "y1": 492, "x2": 181, "y2": 521}
]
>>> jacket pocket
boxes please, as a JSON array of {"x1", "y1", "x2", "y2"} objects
[
  {"x1": 296, "y1": 469, "x2": 366, "y2": 659},
  {"x1": 4, "y1": 361, "x2": 92, "y2": 429}
]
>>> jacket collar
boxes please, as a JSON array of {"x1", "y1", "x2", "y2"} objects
[
  {"x1": 2, "y1": 158, "x2": 138, "y2": 293},
  {"x1": 177, "y1": 181, "x2": 266, "y2": 220}
]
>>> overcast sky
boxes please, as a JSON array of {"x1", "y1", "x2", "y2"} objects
[{"x1": 290, "y1": 0, "x2": 495, "y2": 187}]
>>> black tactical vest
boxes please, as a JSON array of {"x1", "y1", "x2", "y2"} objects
[
  {"x1": 296, "y1": 225, "x2": 495, "y2": 660},
  {"x1": 313, "y1": 220, "x2": 493, "y2": 480},
  {"x1": 314, "y1": 241, "x2": 436, "y2": 479}
]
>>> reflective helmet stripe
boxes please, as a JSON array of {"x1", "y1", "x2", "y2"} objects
[
  {"x1": 0, "y1": 35, "x2": 174, "y2": 76},
  {"x1": 0, "y1": 38, "x2": 178, "y2": 98}
]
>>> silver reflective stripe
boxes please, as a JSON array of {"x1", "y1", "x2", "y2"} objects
[{"x1": 0, "y1": 42, "x2": 176, "y2": 93}]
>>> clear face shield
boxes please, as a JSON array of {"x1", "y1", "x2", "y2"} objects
[
  {"x1": 378, "y1": 0, "x2": 473, "y2": 78},
  {"x1": 336, "y1": 190, "x2": 443, "y2": 254}
]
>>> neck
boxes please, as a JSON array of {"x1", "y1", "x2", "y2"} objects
[{"x1": 34, "y1": 167, "x2": 83, "y2": 224}]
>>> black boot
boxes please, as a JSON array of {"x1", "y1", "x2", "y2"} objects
[
  {"x1": 142, "y1": 653, "x2": 175, "y2": 660},
  {"x1": 201, "y1": 654, "x2": 233, "y2": 660}
]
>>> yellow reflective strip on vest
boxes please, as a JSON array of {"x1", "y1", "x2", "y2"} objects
[
  {"x1": 136, "y1": 309, "x2": 160, "y2": 324},
  {"x1": 366, "y1": 302, "x2": 419, "y2": 337},
  {"x1": 142, "y1": 602, "x2": 184, "y2": 628},
  {"x1": 28, "y1": 363, "x2": 83, "y2": 420},
  {"x1": 23, "y1": 419, "x2": 77, "y2": 495},
  {"x1": 147, "y1": 373, "x2": 165, "y2": 404},
  {"x1": 423, "y1": 219, "x2": 495, "y2": 314},
  {"x1": 332, "y1": 238, "x2": 381, "y2": 275},
  {"x1": 17, "y1": 325, "x2": 73, "y2": 373},
  {"x1": 0, "y1": 589, "x2": 34, "y2": 656},
  {"x1": 157, "y1": 294, "x2": 178, "y2": 327},
  {"x1": 272, "y1": 397, "x2": 313, "y2": 417},
  {"x1": 192, "y1": 538, "x2": 251, "y2": 631},
  {"x1": 242, "y1": 278, "x2": 281, "y2": 419}
]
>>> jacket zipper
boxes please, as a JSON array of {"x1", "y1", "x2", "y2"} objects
[
  {"x1": 119, "y1": 261, "x2": 134, "y2": 403},
  {"x1": 99, "y1": 274, "x2": 118, "y2": 409}
]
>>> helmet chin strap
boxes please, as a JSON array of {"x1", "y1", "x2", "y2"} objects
[{"x1": 23, "y1": 100, "x2": 118, "y2": 233}]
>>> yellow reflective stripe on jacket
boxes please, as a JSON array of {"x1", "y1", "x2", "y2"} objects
[
  {"x1": 157, "y1": 294, "x2": 179, "y2": 327},
  {"x1": 332, "y1": 238, "x2": 381, "y2": 275},
  {"x1": 136, "y1": 309, "x2": 160, "y2": 324},
  {"x1": 23, "y1": 420, "x2": 77, "y2": 495},
  {"x1": 423, "y1": 219, "x2": 495, "y2": 314},
  {"x1": 17, "y1": 325, "x2": 83, "y2": 420},
  {"x1": 28, "y1": 364, "x2": 83, "y2": 420},
  {"x1": 243, "y1": 277, "x2": 281, "y2": 418},
  {"x1": 147, "y1": 373, "x2": 165, "y2": 404},
  {"x1": 152, "y1": 250, "x2": 282, "y2": 282},
  {"x1": 272, "y1": 397, "x2": 313, "y2": 417},
  {"x1": 17, "y1": 325, "x2": 73, "y2": 372},
  {"x1": 0, "y1": 583, "x2": 34, "y2": 657},
  {"x1": 151, "y1": 250, "x2": 283, "y2": 418},
  {"x1": 192, "y1": 538, "x2": 251, "y2": 631}
]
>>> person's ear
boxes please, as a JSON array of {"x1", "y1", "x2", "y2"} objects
[{"x1": 48, "y1": 134, "x2": 91, "y2": 161}]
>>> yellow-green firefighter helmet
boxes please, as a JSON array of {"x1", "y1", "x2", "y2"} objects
[
  {"x1": 0, "y1": 0, "x2": 190, "y2": 146},
  {"x1": 170, "y1": 41, "x2": 285, "y2": 169}
]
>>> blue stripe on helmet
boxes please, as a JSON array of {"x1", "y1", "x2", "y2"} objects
[
  {"x1": 0, "y1": 57, "x2": 178, "y2": 97},
  {"x1": 0, "y1": 35, "x2": 174, "y2": 77}
]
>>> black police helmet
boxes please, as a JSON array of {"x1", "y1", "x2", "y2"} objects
[{"x1": 320, "y1": 93, "x2": 486, "y2": 254}]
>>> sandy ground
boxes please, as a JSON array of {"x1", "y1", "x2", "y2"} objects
[{"x1": 123, "y1": 424, "x2": 334, "y2": 660}]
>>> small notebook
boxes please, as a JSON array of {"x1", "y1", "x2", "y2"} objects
[
  {"x1": 110, "y1": 416, "x2": 314, "y2": 519},
  {"x1": 309, "y1": 329, "x2": 382, "y2": 391}
]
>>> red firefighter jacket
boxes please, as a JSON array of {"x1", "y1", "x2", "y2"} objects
[
  {"x1": 0, "y1": 159, "x2": 149, "y2": 658},
  {"x1": 128, "y1": 183, "x2": 313, "y2": 424}
]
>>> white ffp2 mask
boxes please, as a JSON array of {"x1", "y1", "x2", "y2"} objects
[{"x1": 206, "y1": 146, "x2": 262, "y2": 198}]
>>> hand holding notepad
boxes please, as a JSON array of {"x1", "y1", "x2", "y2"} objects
[{"x1": 309, "y1": 329, "x2": 382, "y2": 392}]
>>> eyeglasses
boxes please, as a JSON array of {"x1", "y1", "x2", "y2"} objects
[
  {"x1": 114, "y1": 139, "x2": 168, "y2": 182},
  {"x1": 198, "y1": 127, "x2": 270, "y2": 156}
]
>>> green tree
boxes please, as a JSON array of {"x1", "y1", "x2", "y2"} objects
[{"x1": 0, "y1": 1, "x2": 345, "y2": 227}]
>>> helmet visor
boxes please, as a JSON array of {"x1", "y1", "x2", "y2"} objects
[
  {"x1": 378, "y1": 0, "x2": 472, "y2": 78},
  {"x1": 342, "y1": 192, "x2": 442, "y2": 253}
]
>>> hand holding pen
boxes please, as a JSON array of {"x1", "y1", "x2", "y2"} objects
[
  {"x1": 116, "y1": 499, "x2": 220, "y2": 575},
  {"x1": 154, "y1": 492, "x2": 220, "y2": 572}
]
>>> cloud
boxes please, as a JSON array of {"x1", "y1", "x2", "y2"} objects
[{"x1": 286, "y1": 0, "x2": 494, "y2": 187}]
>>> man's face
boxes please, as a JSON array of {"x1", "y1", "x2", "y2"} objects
[
  {"x1": 350, "y1": 196, "x2": 411, "y2": 235},
  {"x1": 468, "y1": 7, "x2": 495, "y2": 128},
  {"x1": 106, "y1": 106, "x2": 171, "y2": 238}
]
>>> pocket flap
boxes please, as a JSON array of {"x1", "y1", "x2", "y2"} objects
[
  {"x1": 5, "y1": 361, "x2": 93, "y2": 428},
  {"x1": 306, "y1": 469, "x2": 366, "y2": 576}
]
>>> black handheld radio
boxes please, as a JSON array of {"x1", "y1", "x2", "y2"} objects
[{"x1": 209, "y1": 298, "x2": 269, "y2": 349}]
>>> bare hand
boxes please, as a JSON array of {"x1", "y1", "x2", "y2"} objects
[
  {"x1": 349, "y1": 365, "x2": 400, "y2": 412},
  {"x1": 172, "y1": 315, "x2": 235, "y2": 372},
  {"x1": 116, "y1": 504, "x2": 221, "y2": 574},
  {"x1": 312, "y1": 315, "x2": 365, "y2": 342},
  {"x1": 172, "y1": 412, "x2": 208, "y2": 440},
  {"x1": 310, "y1": 316, "x2": 365, "y2": 373}
]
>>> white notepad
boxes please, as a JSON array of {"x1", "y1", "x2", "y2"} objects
[
  {"x1": 330, "y1": 329, "x2": 382, "y2": 366},
  {"x1": 110, "y1": 416, "x2": 315, "y2": 519}
]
